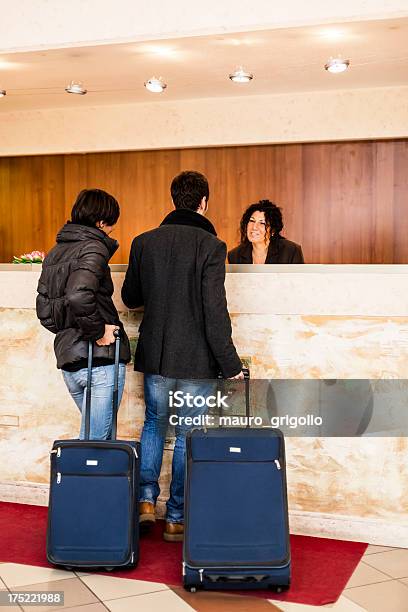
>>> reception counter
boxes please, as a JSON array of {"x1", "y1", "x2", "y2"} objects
[{"x1": 1, "y1": 264, "x2": 408, "y2": 546}]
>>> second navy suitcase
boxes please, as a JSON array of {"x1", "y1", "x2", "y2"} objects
[
  {"x1": 183, "y1": 373, "x2": 290, "y2": 592},
  {"x1": 47, "y1": 333, "x2": 140, "y2": 569}
]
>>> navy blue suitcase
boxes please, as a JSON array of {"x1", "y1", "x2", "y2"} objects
[
  {"x1": 183, "y1": 374, "x2": 290, "y2": 592},
  {"x1": 47, "y1": 334, "x2": 140, "y2": 569}
]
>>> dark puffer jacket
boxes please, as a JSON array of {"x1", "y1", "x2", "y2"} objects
[{"x1": 36, "y1": 223, "x2": 130, "y2": 370}]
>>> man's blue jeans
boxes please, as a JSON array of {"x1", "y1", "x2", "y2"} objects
[
  {"x1": 140, "y1": 374, "x2": 214, "y2": 524},
  {"x1": 62, "y1": 364, "x2": 126, "y2": 439}
]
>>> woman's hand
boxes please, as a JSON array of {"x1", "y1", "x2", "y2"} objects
[
  {"x1": 228, "y1": 370, "x2": 245, "y2": 380},
  {"x1": 96, "y1": 324, "x2": 119, "y2": 346}
]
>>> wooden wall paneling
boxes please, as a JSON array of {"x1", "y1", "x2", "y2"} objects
[
  {"x1": 0, "y1": 155, "x2": 65, "y2": 260},
  {"x1": 10, "y1": 157, "x2": 44, "y2": 259},
  {"x1": 137, "y1": 148, "x2": 180, "y2": 233},
  {"x1": 345, "y1": 141, "x2": 374, "y2": 264},
  {"x1": 372, "y1": 142, "x2": 395, "y2": 264},
  {"x1": 8, "y1": 156, "x2": 28, "y2": 260},
  {"x1": 361, "y1": 143, "x2": 376, "y2": 263},
  {"x1": 300, "y1": 141, "x2": 373, "y2": 264},
  {"x1": 302, "y1": 144, "x2": 331, "y2": 263},
  {"x1": 202, "y1": 146, "x2": 238, "y2": 248},
  {"x1": 325, "y1": 142, "x2": 344, "y2": 264},
  {"x1": 322, "y1": 142, "x2": 355, "y2": 263},
  {"x1": 0, "y1": 140, "x2": 408, "y2": 264},
  {"x1": 117, "y1": 150, "x2": 139, "y2": 264},
  {"x1": 38, "y1": 156, "x2": 66, "y2": 256},
  {"x1": 85, "y1": 152, "x2": 123, "y2": 261},
  {"x1": 265, "y1": 144, "x2": 304, "y2": 253},
  {"x1": 393, "y1": 140, "x2": 408, "y2": 264},
  {"x1": 64, "y1": 154, "x2": 88, "y2": 222},
  {"x1": 179, "y1": 146, "x2": 216, "y2": 233},
  {"x1": 226, "y1": 145, "x2": 264, "y2": 248},
  {"x1": 178, "y1": 145, "x2": 207, "y2": 179},
  {"x1": 324, "y1": 141, "x2": 346, "y2": 263},
  {"x1": 86, "y1": 152, "x2": 122, "y2": 204},
  {"x1": 117, "y1": 149, "x2": 180, "y2": 264},
  {"x1": 0, "y1": 158, "x2": 11, "y2": 262},
  {"x1": 217, "y1": 145, "x2": 252, "y2": 248}
]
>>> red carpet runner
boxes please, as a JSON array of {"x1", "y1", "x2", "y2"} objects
[{"x1": 0, "y1": 502, "x2": 366, "y2": 605}]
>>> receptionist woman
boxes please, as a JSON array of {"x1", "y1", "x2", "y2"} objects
[{"x1": 227, "y1": 199, "x2": 304, "y2": 264}]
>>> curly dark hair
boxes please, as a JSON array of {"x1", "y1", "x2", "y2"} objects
[{"x1": 240, "y1": 200, "x2": 283, "y2": 244}]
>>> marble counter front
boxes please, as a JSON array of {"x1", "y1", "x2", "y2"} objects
[{"x1": 1, "y1": 264, "x2": 408, "y2": 546}]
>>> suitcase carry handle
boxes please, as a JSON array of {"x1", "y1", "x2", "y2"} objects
[
  {"x1": 84, "y1": 330, "x2": 121, "y2": 441},
  {"x1": 207, "y1": 573, "x2": 266, "y2": 583}
]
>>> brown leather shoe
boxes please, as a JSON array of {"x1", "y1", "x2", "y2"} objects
[
  {"x1": 163, "y1": 521, "x2": 184, "y2": 542},
  {"x1": 139, "y1": 502, "x2": 155, "y2": 526}
]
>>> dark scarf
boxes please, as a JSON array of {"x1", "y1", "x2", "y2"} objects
[{"x1": 160, "y1": 209, "x2": 217, "y2": 236}]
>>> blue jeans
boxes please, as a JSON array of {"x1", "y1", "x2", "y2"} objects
[
  {"x1": 62, "y1": 364, "x2": 126, "y2": 440},
  {"x1": 140, "y1": 374, "x2": 214, "y2": 523}
]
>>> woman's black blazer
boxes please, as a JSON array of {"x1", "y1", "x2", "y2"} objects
[{"x1": 228, "y1": 237, "x2": 304, "y2": 264}]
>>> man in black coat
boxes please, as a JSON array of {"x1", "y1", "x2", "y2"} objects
[{"x1": 122, "y1": 171, "x2": 242, "y2": 541}]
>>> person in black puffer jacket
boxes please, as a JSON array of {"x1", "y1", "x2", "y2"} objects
[{"x1": 36, "y1": 189, "x2": 130, "y2": 439}]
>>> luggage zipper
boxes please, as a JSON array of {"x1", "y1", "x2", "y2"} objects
[
  {"x1": 275, "y1": 459, "x2": 281, "y2": 470},
  {"x1": 50, "y1": 441, "x2": 137, "y2": 461},
  {"x1": 56, "y1": 472, "x2": 61, "y2": 484},
  {"x1": 186, "y1": 560, "x2": 290, "y2": 572},
  {"x1": 55, "y1": 472, "x2": 131, "y2": 478}
]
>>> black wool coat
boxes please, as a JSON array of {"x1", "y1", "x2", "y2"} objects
[
  {"x1": 228, "y1": 236, "x2": 304, "y2": 264},
  {"x1": 36, "y1": 223, "x2": 130, "y2": 370},
  {"x1": 122, "y1": 209, "x2": 242, "y2": 379}
]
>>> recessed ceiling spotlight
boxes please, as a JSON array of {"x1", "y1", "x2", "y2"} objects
[
  {"x1": 65, "y1": 81, "x2": 87, "y2": 95},
  {"x1": 0, "y1": 89, "x2": 6, "y2": 97},
  {"x1": 144, "y1": 77, "x2": 167, "y2": 93},
  {"x1": 229, "y1": 67, "x2": 254, "y2": 83},
  {"x1": 324, "y1": 58, "x2": 350, "y2": 74},
  {"x1": 140, "y1": 45, "x2": 178, "y2": 58},
  {"x1": 319, "y1": 28, "x2": 346, "y2": 41}
]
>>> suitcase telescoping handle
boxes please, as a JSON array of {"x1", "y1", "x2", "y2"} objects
[
  {"x1": 84, "y1": 329, "x2": 121, "y2": 441},
  {"x1": 243, "y1": 367, "x2": 250, "y2": 421}
]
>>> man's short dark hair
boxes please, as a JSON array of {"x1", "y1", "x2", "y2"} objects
[
  {"x1": 170, "y1": 171, "x2": 209, "y2": 211},
  {"x1": 71, "y1": 189, "x2": 120, "y2": 227}
]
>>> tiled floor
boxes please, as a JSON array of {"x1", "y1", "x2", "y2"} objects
[{"x1": 1, "y1": 545, "x2": 408, "y2": 612}]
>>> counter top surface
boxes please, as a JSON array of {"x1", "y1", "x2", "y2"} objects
[
  {"x1": 1, "y1": 262, "x2": 408, "y2": 315},
  {"x1": 2, "y1": 263, "x2": 408, "y2": 274}
]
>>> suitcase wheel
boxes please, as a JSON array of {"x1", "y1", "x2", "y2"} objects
[
  {"x1": 189, "y1": 587, "x2": 197, "y2": 593},
  {"x1": 104, "y1": 567, "x2": 114, "y2": 572},
  {"x1": 274, "y1": 584, "x2": 290, "y2": 593}
]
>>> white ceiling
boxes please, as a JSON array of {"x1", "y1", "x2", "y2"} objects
[{"x1": 0, "y1": 17, "x2": 407, "y2": 113}]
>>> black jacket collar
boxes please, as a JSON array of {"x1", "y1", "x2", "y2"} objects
[
  {"x1": 236, "y1": 237, "x2": 280, "y2": 263},
  {"x1": 160, "y1": 209, "x2": 217, "y2": 236},
  {"x1": 56, "y1": 223, "x2": 119, "y2": 257}
]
